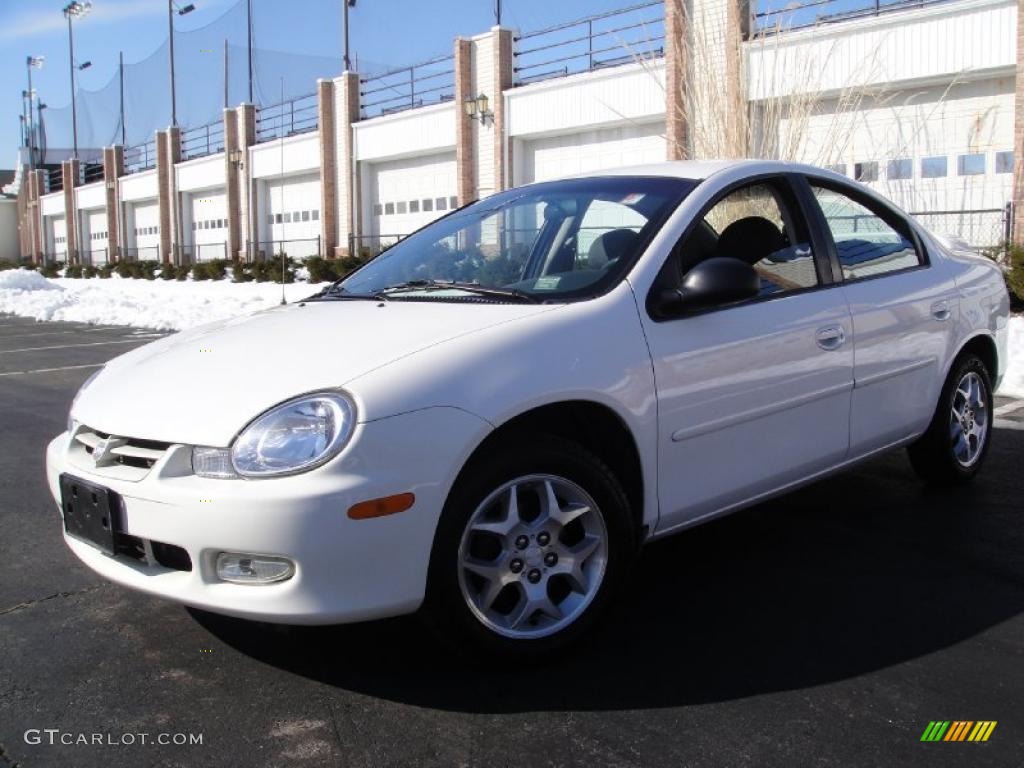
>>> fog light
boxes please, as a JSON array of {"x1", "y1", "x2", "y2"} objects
[
  {"x1": 215, "y1": 552, "x2": 294, "y2": 584},
  {"x1": 192, "y1": 447, "x2": 237, "y2": 479}
]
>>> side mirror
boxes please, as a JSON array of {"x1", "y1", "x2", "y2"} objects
[{"x1": 653, "y1": 257, "x2": 760, "y2": 318}]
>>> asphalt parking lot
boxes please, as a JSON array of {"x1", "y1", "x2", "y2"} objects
[{"x1": 1, "y1": 312, "x2": 1022, "y2": 768}]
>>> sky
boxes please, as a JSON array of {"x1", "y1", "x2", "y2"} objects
[{"x1": 0, "y1": 0, "x2": 650, "y2": 164}]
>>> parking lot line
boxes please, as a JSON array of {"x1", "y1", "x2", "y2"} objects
[
  {"x1": 0, "y1": 362, "x2": 105, "y2": 377},
  {"x1": 0, "y1": 339, "x2": 144, "y2": 355}
]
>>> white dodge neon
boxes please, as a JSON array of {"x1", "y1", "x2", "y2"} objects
[{"x1": 47, "y1": 160, "x2": 1010, "y2": 654}]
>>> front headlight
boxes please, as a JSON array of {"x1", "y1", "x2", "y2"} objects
[
  {"x1": 226, "y1": 392, "x2": 356, "y2": 478},
  {"x1": 68, "y1": 367, "x2": 103, "y2": 433}
]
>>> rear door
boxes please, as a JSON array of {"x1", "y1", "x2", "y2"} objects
[{"x1": 804, "y1": 177, "x2": 959, "y2": 454}]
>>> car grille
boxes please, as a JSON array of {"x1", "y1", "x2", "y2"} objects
[{"x1": 69, "y1": 426, "x2": 172, "y2": 481}]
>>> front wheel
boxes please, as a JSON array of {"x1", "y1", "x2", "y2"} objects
[
  {"x1": 422, "y1": 436, "x2": 635, "y2": 657},
  {"x1": 907, "y1": 353, "x2": 993, "y2": 484}
]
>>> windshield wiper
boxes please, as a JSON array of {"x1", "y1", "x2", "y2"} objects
[
  {"x1": 380, "y1": 279, "x2": 539, "y2": 303},
  {"x1": 309, "y1": 283, "x2": 389, "y2": 301}
]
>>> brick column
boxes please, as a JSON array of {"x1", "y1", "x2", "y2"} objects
[
  {"x1": 493, "y1": 28, "x2": 514, "y2": 192},
  {"x1": 62, "y1": 159, "x2": 80, "y2": 264},
  {"x1": 454, "y1": 37, "x2": 475, "y2": 205},
  {"x1": 224, "y1": 108, "x2": 241, "y2": 260},
  {"x1": 103, "y1": 146, "x2": 124, "y2": 262},
  {"x1": 332, "y1": 74, "x2": 360, "y2": 258},
  {"x1": 665, "y1": 0, "x2": 688, "y2": 160},
  {"x1": 1014, "y1": 0, "x2": 1024, "y2": 243},
  {"x1": 317, "y1": 79, "x2": 337, "y2": 258},
  {"x1": 236, "y1": 104, "x2": 257, "y2": 260},
  {"x1": 33, "y1": 170, "x2": 45, "y2": 260},
  {"x1": 156, "y1": 130, "x2": 172, "y2": 263}
]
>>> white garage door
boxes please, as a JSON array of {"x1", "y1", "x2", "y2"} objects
[
  {"x1": 189, "y1": 190, "x2": 228, "y2": 261},
  {"x1": 518, "y1": 122, "x2": 667, "y2": 185},
  {"x1": 49, "y1": 216, "x2": 67, "y2": 259},
  {"x1": 131, "y1": 200, "x2": 160, "y2": 260},
  {"x1": 83, "y1": 209, "x2": 109, "y2": 265},
  {"x1": 369, "y1": 152, "x2": 457, "y2": 245},
  {"x1": 265, "y1": 173, "x2": 321, "y2": 258}
]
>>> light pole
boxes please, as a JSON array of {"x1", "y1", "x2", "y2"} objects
[
  {"x1": 343, "y1": 0, "x2": 356, "y2": 71},
  {"x1": 62, "y1": 2, "x2": 92, "y2": 160},
  {"x1": 168, "y1": 2, "x2": 196, "y2": 127},
  {"x1": 26, "y1": 56, "x2": 44, "y2": 170}
]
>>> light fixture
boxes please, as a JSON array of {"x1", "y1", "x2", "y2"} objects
[
  {"x1": 228, "y1": 148, "x2": 244, "y2": 169},
  {"x1": 77, "y1": 61, "x2": 92, "y2": 70},
  {"x1": 463, "y1": 93, "x2": 491, "y2": 123},
  {"x1": 62, "y1": 1, "x2": 93, "y2": 18},
  {"x1": 28, "y1": 56, "x2": 45, "y2": 69},
  {"x1": 177, "y1": 3, "x2": 195, "y2": 14}
]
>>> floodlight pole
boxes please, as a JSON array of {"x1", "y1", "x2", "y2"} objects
[
  {"x1": 67, "y1": 12, "x2": 79, "y2": 159},
  {"x1": 343, "y1": 0, "x2": 351, "y2": 71},
  {"x1": 247, "y1": 0, "x2": 253, "y2": 102},
  {"x1": 168, "y1": 0, "x2": 177, "y2": 126},
  {"x1": 26, "y1": 62, "x2": 36, "y2": 170},
  {"x1": 495, "y1": 0, "x2": 502, "y2": 25},
  {"x1": 119, "y1": 50, "x2": 126, "y2": 145}
]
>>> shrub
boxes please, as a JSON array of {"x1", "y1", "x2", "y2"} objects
[
  {"x1": 65, "y1": 264, "x2": 83, "y2": 278},
  {"x1": 82, "y1": 265, "x2": 99, "y2": 279},
  {"x1": 159, "y1": 262, "x2": 176, "y2": 280},
  {"x1": 39, "y1": 262, "x2": 62, "y2": 278},
  {"x1": 231, "y1": 260, "x2": 251, "y2": 283},
  {"x1": 174, "y1": 265, "x2": 190, "y2": 281},
  {"x1": 191, "y1": 262, "x2": 210, "y2": 281},
  {"x1": 99, "y1": 264, "x2": 114, "y2": 279},
  {"x1": 266, "y1": 254, "x2": 296, "y2": 284},
  {"x1": 249, "y1": 260, "x2": 270, "y2": 283},
  {"x1": 0, "y1": 260, "x2": 17, "y2": 271},
  {"x1": 304, "y1": 256, "x2": 339, "y2": 284},
  {"x1": 1007, "y1": 245, "x2": 1024, "y2": 307}
]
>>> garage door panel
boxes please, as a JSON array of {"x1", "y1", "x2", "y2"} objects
[
  {"x1": 265, "y1": 174, "x2": 321, "y2": 257},
  {"x1": 369, "y1": 152, "x2": 457, "y2": 240},
  {"x1": 84, "y1": 210, "x2": 109, "y2": 264},
  {"x1": 520, "y1": 122, "x2": 667, "y2": 184},
  {"x1": 131, "y1": 201, "x2": 160, "y2": 259},
  {"x1": 190, "y1": 190, "x2": 228, "y2": 261}
]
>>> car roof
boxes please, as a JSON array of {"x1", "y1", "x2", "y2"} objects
[{"x1": 572, "y1": 159, "x2": 849, "y2": 184}]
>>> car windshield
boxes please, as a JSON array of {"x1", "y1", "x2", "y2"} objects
[{"x1": 336, "y1": 176, "x2": 693, "y2": 302}]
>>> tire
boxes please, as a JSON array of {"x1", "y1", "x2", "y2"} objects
[
  {"x1": 907, "y1": 352, "x2": 993, "y2": 485},
  {"x1": 422, "y1": 434, "x2": 636, "y2": 658}
]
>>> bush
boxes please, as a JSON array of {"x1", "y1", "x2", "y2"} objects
[
  {"x1": 249, "y1": 260, "x2": 270, "y2": 283},
  {"x1": 266, "y1": 254, "x2": 296, "y2": 284},
  {"x1": 0, "y1": 260, "x2": 17, "y2": 271},
  {"x1": 1007, "y1": 245, "x2": 1024, "y2": 306},
  {"x1": 191, "y1": 262, "x2": 210, "y2": 281},
  {"x1": 231, "y1": 260, "x2": 251, "y2": 283},
  {"x1": 39, "y1": 262, "x2": 62, "y2": 278},
  {"x1": 159, "y1": 262, "x2": 176, "y2": 280},
  {"x1": 65, "y1": 264, "x2": 83, "y2": 278},
  {"x1": 303, "y1": 256, "x2": 338, "y2": 284},
  {"x1": 174, "y1": 265, "x2": 190, "y2": 281},
  {"x1": 99, "y1": 264, "x2": 114, "y2": 279}
]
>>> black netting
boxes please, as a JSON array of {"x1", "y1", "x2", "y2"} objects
[{"x1": 37, "y1": 0, "x2": 392, "y2": 158}]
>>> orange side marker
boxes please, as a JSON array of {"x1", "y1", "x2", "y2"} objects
[{"x1": 348, "y1": 493, "x2": 415, "y2": 520}]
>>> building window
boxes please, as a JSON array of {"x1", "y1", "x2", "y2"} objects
[
  {"x1": 409, "y1": 200, "x2": 420, "y2": 213},
  {"x1": 958, "y1": 153, "x2": 985, "y2": 176},
  {"x1": 373, "y1": 204, "x2": 383, "y2": 216},
  {"x1": 397, "y1": 201, "x2": 407, "y2": 214},
  {"x1": 825, "y1": 163, "x2": 846, "y2": 176},
  {"x1": 384, "y1": 202, "x2": 394, "y2": 215},
  {"x1": 921, "y1": 156, "x2": 947, "y2": 178},
  {"x1": 995, "y1": 151, "x2": 1014, "y2": 174},
  {"x1": 887, "y1": 159, "x2": 912, "y2": 180},
  {"x1": 274, "y1": 213, "x2": 282, "y2": 224},
  {"x1": 301, "y1": 210, "x2": 310, "y2": 222},
  {"x1": 854, "y1": 162, "x2": 878, "y2": 182},
  {"x1": 436, "y1": 197, "x2": 447, "y2": 211},
  {"x1": 423, "y1": 198, "x2": 433, "y2": 212},
  {"x1": 449, "y1": 195, "x2": 459, "y2": 209},
  {"x1": 312, "y1": 209, "x2": 320, "y2": 221},
  {"x1": 283, "y1": 212, "x2": 291, "y2": 223}
]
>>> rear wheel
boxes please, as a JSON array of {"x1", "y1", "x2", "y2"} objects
[
  {"x1": 907, "y1": 353, "x2": 993, "y2": 484},
  {"x1": 423, "y1": 436, "x2": 635, "y2": 657}
]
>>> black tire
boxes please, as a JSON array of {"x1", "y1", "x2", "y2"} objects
[
  {"x1": 421, "y1": 434, "x2": 636, "y2": 658},
  {"x1": 907, "y1": 353, "x2": 993, "y2": 485}
]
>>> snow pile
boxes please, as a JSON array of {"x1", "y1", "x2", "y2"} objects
[
  {"x1": 0, "y1": 272, "x2": 316, "y2": 331},
  {"x1": 1001, "y1": 315, "x2": 1024, "y2": 398}
]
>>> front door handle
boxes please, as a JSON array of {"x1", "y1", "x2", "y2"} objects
[
  {"x1": 815, "y1": 325, "x2": 846, "y2": 351},
  {"x1": 931, "y1": 301, "x2": 951, "y2": 321}
]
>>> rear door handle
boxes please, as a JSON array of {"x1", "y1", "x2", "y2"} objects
[
  {"x1": 931, "y1": 301, "x2": 951, "y2": 321},
  {"x1": 815, "y1": 325, "x2": 846, "y2": 351}
]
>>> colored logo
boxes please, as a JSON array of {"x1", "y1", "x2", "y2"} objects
[{"x1": 921, "y1": 721, "x2": 997, "y2": 742}]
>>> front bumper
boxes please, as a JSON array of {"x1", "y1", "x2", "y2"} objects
[{"x1": 46, "y1": 407, "x2": 490, "y2": 625}]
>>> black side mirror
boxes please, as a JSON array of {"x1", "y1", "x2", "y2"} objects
[{"x1": 653, "y1": 257, "x2": 760, "y2": 318}]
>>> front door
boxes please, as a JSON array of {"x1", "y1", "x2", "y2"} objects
[{"x1": 640, "y1": 176, "x2": 854, "y2": 532}]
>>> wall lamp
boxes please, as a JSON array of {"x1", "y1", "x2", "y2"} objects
[
  {"x1": 464, "y1": 93, "x2": 491, "y2": 123},
  {"x1": 228, "y1": 148, "x2": 244, "y2": 169}
]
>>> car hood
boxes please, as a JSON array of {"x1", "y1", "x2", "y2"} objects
[{"x1": 73, "y1": 299, "x2": 560, "y2": 446}]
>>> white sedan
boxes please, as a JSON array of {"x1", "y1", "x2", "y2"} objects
[{"x1": 47, "y1": 160, "x2": 1011, "y2": 655}]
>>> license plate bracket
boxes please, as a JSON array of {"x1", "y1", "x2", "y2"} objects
[{"x1": 59, "y1": 474, "x2": 121, "y2": 555}]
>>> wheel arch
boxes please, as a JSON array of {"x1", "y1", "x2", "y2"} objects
[
  {"x1": 446, "y1": 399, "x2": 648, "y2": 544},
  {"x1": 951, "y1": 332, "x2": 999, "y2": 384}
]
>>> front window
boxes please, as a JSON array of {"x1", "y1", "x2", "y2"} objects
[{"x1": 338, "y1": 177, "x2": 692, "y2": 302}]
